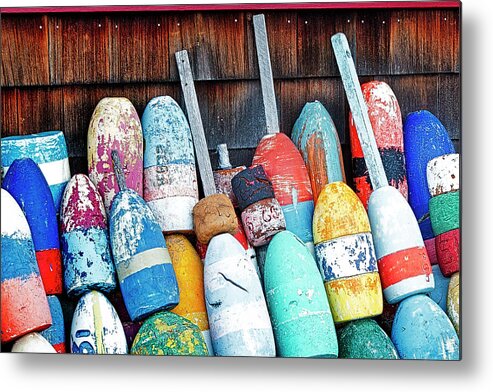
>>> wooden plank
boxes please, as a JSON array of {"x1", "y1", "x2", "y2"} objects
[
  {"x1": 296, "y1": 10, "x2": 356, "y2": 78},
  {"x1": 437, "y1": 73, "x2": 461, "y2": 141},
  {"x1": 108, "y1": 13, "x2": 170, "y2": 83},
  {"x1": 1, "y1": 89, "x2": 20, "y2": 135},
  {"x1": 49, "y1": 14, "x2": 110, "y2": 84},
  {"x1": 1, "y1": 15, "x2": 50, "y2": 86},
  {"x1": 168, "y1": 11, "x2": 249, "y2": 81}
]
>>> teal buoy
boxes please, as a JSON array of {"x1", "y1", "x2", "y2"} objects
[
  {"x1": 337, "y1": 319, "x2": 398, "y2": 359},
  {"x1": 264, "y1": 231, "x2": 338, "y2": 358}
]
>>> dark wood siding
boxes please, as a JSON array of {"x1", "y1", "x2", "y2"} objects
[{"x1": 1, "y1": 7, "x2": 460, "y2": 177}]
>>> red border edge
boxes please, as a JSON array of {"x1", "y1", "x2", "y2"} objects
[{"x1": 0, "y1": 2, "x2": 461, "y2": 14}]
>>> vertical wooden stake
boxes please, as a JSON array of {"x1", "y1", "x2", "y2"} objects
[{"x1": 111, "y1": 150, "x2": 127, "y2": 191}]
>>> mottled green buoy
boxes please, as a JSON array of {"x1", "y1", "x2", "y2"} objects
[
  {"x1": 337, "y1": 319, "x2": 398, "y2": 359},
  {"x1": 131, "y1": 312, "x2": 208, "y2": 356}
]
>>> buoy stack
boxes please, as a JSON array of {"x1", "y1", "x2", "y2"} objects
[
  {"x1": 142, "y1": 96, "x2": 199, "y2": 234},
  {"x1": 176, "y1": 48, "x2": 275, "y2": 357},
  {"x1": 2, "y1": 158, "x2": 62, "y2": 295},
  {"x1": 232, "y1": 165, "x2": 286, "y2": 247},
  {"x1": 1, "y1": 130, "x2": 71, "y2": 212}
]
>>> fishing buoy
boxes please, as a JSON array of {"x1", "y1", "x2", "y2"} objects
[
  {"x1": 349, "y1": 81, "x2": 408, "y2": 209},
  {"x1": 337, "y1": 319, "x2": 398, "y2": 359},
  {"x1": 232, "y1": 165, "x2": 286, "y2": 247},
  {"x1": 213, "y1": 144, "x2": 246, "y2": 208},
  {"x1": 447, "y1": 272, "x2": 460, "y2": 334},
  {"x1": 60, "y1": 174, "x2": 116, "y2": 297},
  {"x1": 166, "y1": 234, "x2": 213, "y2": 354},
  {"x1": 391, "y1": 294, "x2": 459, "y2": 360},
  {"x1": 109, "y1": 152, "x2": 179, "y2": 322},
  {"x1": 142, "y1": 96, "x2": 199, "y2": 233},
  {"x1": 428, "y1": 264, "x2": 450, "y2": 311},
  {"x1": 40, "y1": 295, "x2": 66, "y2": 353},
  {"x1": 252, "y1": 15, "x2": 315, "y2": 254},
  {"x1": 265, "y1": 230, "x2": 338, "y2": 357},
  {"x1": 11, "y1": 332, "x2": 56, "y2": 353},
  {"x1": 313, "y1": 182, "x2": 383, "y2": 322},
  {"x1": 425, "y1": 237, "x2": 438, "y2": 265},
  {"x1": 332, "y1": 33, "x2": 434, "y2": 304},
  {"x1": 2, "y1": 158, "x2": 62, "y2": 294},
  {"x1": 1, "y1": 130, "x2": 71, "y2": 211},
  {"x1": 427, "y1": 154, "x2": 460, "y2": 277},
  {"x1": 404, "y1": 110, "x2": 455, "y2": 241},
  {"x1": 204, "y1": 233, "x2": 275, "y2": 357},
  {"x1": 1, "y1": 189, "x2": 52, "y2": 343},
  {"x1": 131, "y1": 312, "x2": 208, "y2": 356},
  {"x1": 70, "y1": 290, "x2": 127, "y2": 354},
  {"x1": 87, "y1": 97, "x2": 143, "y2": 213},
  {"x1": 292, "y1": 101, "x2": 345, "y2": 202}
]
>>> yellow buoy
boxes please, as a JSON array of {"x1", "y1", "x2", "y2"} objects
[{"x1": 447, "y1": 272, "x2": 460, "y2": 335}]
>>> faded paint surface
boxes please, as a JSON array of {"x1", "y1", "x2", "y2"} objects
[
  {"x1": 337, "y1": 319, "x2": 398, "y2": 359},
  {"x1": 166, "y1": 234, "x2": 213, "y2": 355},
  {"x1": 425, "y1": 237, "x2": 438, "y2": 265},
  {"x1": 1, "y1": 130, "x2": 71, "y2": 211},
  {"x1": 204, "y1": 234, "x2": 275, "y2": 357},
  {"x1": 292, "y1": 101, "x2": 345, "y2": 202},
  {"x1": 428, "y1": 264, "x2": 450, "y2": 311},
  {"x1": 131, "y1": 312, "x2": 208, "y2": 356},
  {"x1": 436, "y1": 228, "x2": 460, "y2": 277},
  {"x1": 253, "y1": 133, "x2": 314, "y2": 247},
  {"x1": 109, "y1": 189, "x2": 179, "y2": 321},
  {"x1": 231, "y1": 165, "x2": 275, "y2": 211},
  {"x1": 61, "y1": 174, "x2": 116, "y2": 297},
  {"x1": 391, "y1": 295, "x2": 459, "y2": 360},
  {"x1": 87, "y1": 97, "x2": 143, "y2": 212},
  {"x1": 241, "y1": 198, "x2": 286, "y2": 247},
  {"x1": 350, "y1": 81, "x2": 407, "y2": 209},
  {"x1": 70, "y1": 291, "x2": 127, "y2": 354},
  {"x1": 429, "y1": 191, "x2": 459, "y2": 236},
  {"x1": 404, "y1": 110, "x2": 455, "y2": 240},
  {"x1": 142, "y1": 96, "x2": 199, "y2": 233},
  {"x1": 265, "y1": 231, "x2": 338, "y2": 357},
  {"x1": 426, "y1": 153, "x2": 459, "y2": 197},
  {"x1": 40, "y1": 295, "x2": 66, "y2": 353},
  {"x1": 2, "y1": 158, "x2": 62, "y2": 294},
  {"x1": 447, "y1": 272, "x2": 460, "y2": 334},
  {"x1": 214, "y1": 166, "x2": 245, "y2": 208},
  {"x1": 1, "y1": 189, "x2": 52, "y2": 344}
]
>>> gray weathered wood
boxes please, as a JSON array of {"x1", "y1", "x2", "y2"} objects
[
  {"x1": 175, "y1": 50, "x2": 216, "y2": 197},
  {"x1": 331, "y1": 32, "x2": 388, "y2": 190},
  {"x1": 111, "y1": 150, "x2": 127, "y2": 191},
  {"x1": 253, "y1": 14, "x2": 280, "y2": 135}
]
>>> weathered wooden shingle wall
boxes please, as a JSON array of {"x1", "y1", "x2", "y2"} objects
[{"x1": 1, "y1": 8, "x2": 460, "y2": 176}]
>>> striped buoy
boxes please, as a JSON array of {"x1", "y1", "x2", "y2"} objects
[
  {"x1": 291, "y1": 100, "x2": 346, "y2": 202},
  {"x1": 204, "y1": 233, "x2": 275, "y2": 357},
  {"x1": 70, "y1": 290, "x2": 127, "y2": 354},
  {"x1": 337, "y1": 319, "x2": 398, "y2": 359},
  {"x1": 232, "y1": 165, "x2": 286, "y2": 247},
  {"x1": 40, "y1": 295, "x2": 66, "y2": 353},
  {"x1": 313, "y1": 182, "x2": 383, "y2": 322},
  {"x1": 2, "y1": 158, "x2": 62, "y2": 294},
  {"x1": 427, "y1": 154, "x2": 460, "y2": 277},
  {"x1": 166, "y1": 234, "x2": 213, "y2": 355},
  {"x1": 447, "y1": 272, "x2": 460, "y2": 334},
  {"x1": 213, "y1": 144, "x2": 246, "y2": 208},
  {"x1": 60, "y1": 174, "x2": 116, "y2": 297},
  {"x1": 109, "y1": 151, "x2": 179, "y2": 322},
  {"x1": 1, "y1": 130, "x2": 70, "y2": 212},
  {"x1": 331, "y1": 33, "x2": 434, "y2": 305},
  {"x1": 391, "y1": 294, "x2": 459, "y2": 360},
  {"x1": 11, "y1": 332, "x2": 56, "y2": 353},
  {"x1": 265, "y1": 231, "x2": 338, "y2": 358},
  {"x1": 1, "y1": 189, "x2": 52, "y2": 343},
  {"x1": 349, "y1": 81, "x2": 408, "y2": 209},
  {"x1": 131, "y1": 312, "x2": 208, "y2": 356},
  {"x1": 404, "y1": 110, "x2": 455, "y2": 241},
  {"x1": 142, "y1": 96, "x2": 199, "y2": 233},
  {"x1": 87, "y1": 97, "x2": 143, "y2": 213},
  {"x1": 428, "y1": 264, "x2": 450, "y2": 311}
]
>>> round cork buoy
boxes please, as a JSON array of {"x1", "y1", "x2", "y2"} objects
[
  {"x1": 447, "y1": 272, "x2": 460, "y2": 334},
  {"x1": 131, "y1": 312, "x2": 208, "y2": 356},
  {"x1": 426, "y1": 153, "x2": 459, "y2": 197},
  {"x1": 337, "y1": 319, "x2": 398, "y2": 359},
  {"x1": 11, "y1": 332, "x2": 56, "y2": 353},
  {"x1": 166, "y1": 234, "x2": 213, "y2": 354},
  {"x1": 391, "y1": 295, "x2": 459, "y2": 360},
  {"x1": 193, "y1": 193, "x2": 237, "y2": 245},
  {"x1": 231, "y1": 165, "x2": 275, "y2": 211},
  {"x1": 241, "y1": 198, "x2": 286, "y2": 247},
  {"x1": 436, "y1": 228, "x2": 460, "y2": 277},
  {"x1": 429, "y1": 191, "x2": 459, "y2": 236}
]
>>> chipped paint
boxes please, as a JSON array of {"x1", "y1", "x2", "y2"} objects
[
  {"x1": 426, "y1": 153, "x2": 459, "y2": 197},
  {"x1": 436, "y1": 228, "x2": 460, "y2": 277},
  {"x1": 241, "y1": 198, "x2": 286, "y2": 247}
]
